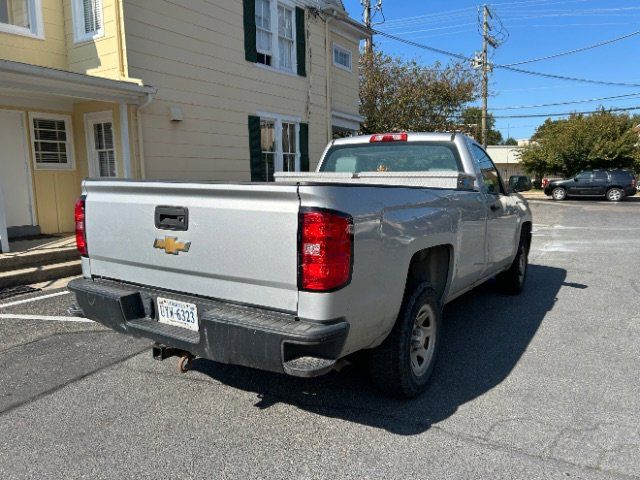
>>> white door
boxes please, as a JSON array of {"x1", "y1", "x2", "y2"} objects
[
  {"x1": 85, "y1": 111, "x2": 118, "y2": 178},
  {"x1": 0, "y1": 110, "x2": 34, "y2": 228}
]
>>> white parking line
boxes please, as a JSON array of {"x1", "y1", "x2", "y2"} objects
[
  {"x1": 0, "y1": 291, "x2": 70, "y2": 309},
  {"x1": 0, "y1": 314, "x2": 92, "y2": 323}
]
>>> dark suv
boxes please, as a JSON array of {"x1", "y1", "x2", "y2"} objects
[{"x1": 544, "y1": 170, "x2": 637, "y2": 202}]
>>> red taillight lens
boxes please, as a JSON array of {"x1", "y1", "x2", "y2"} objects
[
  {"x1": 299, "y1": 209, "x2": 353, "y2": 292},
  {"x1": 75, "y1": 196, "x2": 87, "y2": 257},
  {"x1": 370, "y1": 132, "x2": 408, "y2": 143}
]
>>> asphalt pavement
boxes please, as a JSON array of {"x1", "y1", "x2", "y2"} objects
[{"x1": 1, "y1": 198, "x2": 639, "y2": 479}]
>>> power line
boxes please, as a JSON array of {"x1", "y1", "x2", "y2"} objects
[
  {"x1": 496, "y1": 64, "x2": 640, "y2": 87},
  {"x1": 492, "y1": 105, "x2": 640, "y2": 119},
  {"x1": 491, "y1": 93, "x2": 640, "y2": 110},
  {"x1": 373, "y1": 29, "x2": 640, "y2": 88},
  {"x1": 502, "y1": 29, "x2": 640, "y2": 66}
]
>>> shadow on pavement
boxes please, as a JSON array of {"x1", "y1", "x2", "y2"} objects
[{"x1": 192, "y1": 264, "x2": 567, "y2": 435}]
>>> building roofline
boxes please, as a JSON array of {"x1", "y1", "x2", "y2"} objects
[{"x1": 0, "y1": 59, "x2": 156, "y2": 104}]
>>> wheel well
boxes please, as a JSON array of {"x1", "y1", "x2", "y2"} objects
[{"x1": 404, "y1": 245, "x2": 452, "y2": 304}]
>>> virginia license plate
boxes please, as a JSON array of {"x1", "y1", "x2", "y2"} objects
[{"x1": 157, "y1": 297, "x2": 199, "y2": 332}]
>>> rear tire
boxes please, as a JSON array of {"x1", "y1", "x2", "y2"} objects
[
  {"x1": 551, "y1": 187, "x2": 567, "y2": 201},
  {"x1": 606, "y1": 188, "x2": 623, "y2": 202},
  {"x1": 497, "y1": 231, "x2": 529, "y2": 295},
  {"x1": 368, "y1": 283, "x2": 441, "y2": 399}
]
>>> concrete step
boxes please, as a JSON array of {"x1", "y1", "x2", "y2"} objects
[
  {"x1": 0, "y1": 246, "x2": 79, "y2": 273},
  {"x1": 0, "y1": 260, "x2": 82, "y2": 290}
]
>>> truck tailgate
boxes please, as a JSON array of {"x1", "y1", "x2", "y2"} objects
[{"x1": 83, "y1": 181, "x2": 301, "y2": 312}]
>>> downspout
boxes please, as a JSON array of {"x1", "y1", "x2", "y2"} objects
[
  {"x1": 137, "y1": 92, "x2": 155, "y2": 179},
  {"x1": 324, "y1": 12, "x2": 335, "y2": 143}
]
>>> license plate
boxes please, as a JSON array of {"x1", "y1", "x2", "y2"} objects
[{"x1": 157, "y1": 297, "x2": 199, "y2": 332}]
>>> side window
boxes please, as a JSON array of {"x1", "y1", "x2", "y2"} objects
[
  {"x1": 576, "y1": 172, "x2": 592, "y2": 181},
  {"x1": 593, "y1": 171, "x2": 608, "y2": 182},
  {"x1": 471, "y1": 144, "x2": 503, "y2": 195},
  {"x1": 72, "y1": 0, "x2": 104, "y2": 43},
  {"x1": 246, "y1": 0, "x2": 305, "y2": 76}
]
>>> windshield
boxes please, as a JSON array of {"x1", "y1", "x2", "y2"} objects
[{"x1": 319, "y1": 142, "x2": 463, "y2": 173}]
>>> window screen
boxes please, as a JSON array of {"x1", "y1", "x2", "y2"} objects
[{"x1": 32, "y1": 118, "x2": 70, "y2": 166}]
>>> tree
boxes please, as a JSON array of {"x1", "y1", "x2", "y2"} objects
[
  {"x1": 359, "y1": 51, "x2": 478, "y2": 134},
  {"x1": 520, "y1": 110, "x2": 640, "y2": 177},
  {"x1": 503, "y1": 137, "x2": 518, "y2": 146},
  {"x1": 458, "y1": 107, "x2": 503, "y2": 145}
]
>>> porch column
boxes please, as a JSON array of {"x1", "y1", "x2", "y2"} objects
[
  {"x1": 119, "y1": 102, "x2": 132, "y2": 178},
  {"x1": 0, "y1": 183, "x2": 9, "y2": 253}
]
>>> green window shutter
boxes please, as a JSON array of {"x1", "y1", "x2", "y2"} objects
[
  {"x1": 243, "y1": 0, "x2": 257, "y2": 63},
  {"x1": 248, "y1": 115, "x2": 264, "y2": 181},
  {"x1": 299, "y1": 123, "x2": 310, "y2": 171},
  {"x1": 295, "y1": 7, "x2": 306, "y2": 77}
]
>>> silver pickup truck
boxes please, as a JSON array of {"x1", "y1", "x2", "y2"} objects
[{"x1": 69, "y1": 132, "x2": 532, "y2": 398}]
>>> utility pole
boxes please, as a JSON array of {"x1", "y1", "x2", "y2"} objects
[
  {"x1": 363, "y1": 0, "x2": 372, "y2": 55},
  {"x1": 481, "y1": 4, "x2": 491, "y2": 148}
]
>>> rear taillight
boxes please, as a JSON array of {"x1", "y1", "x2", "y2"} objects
[
  {"x1": 632, "y1": 178, "x2": 637, "y2": 188},
  {"x1": 299, "y1": 209, "x2": 353, "y2": 292},
  {"x1": 75, "y1": 196, "x2": 87, "y2": 257},
  {"x1": 370, "y1": 132, "x2": 408, "y2": 143}
]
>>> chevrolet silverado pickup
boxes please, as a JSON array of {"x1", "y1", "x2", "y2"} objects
[{"x1": 69, "y1": 132, "x2": 532, "y2": 398}]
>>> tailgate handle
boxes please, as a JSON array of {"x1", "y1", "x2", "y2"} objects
[{"x1": 155, "y1": 206, "x2": 188, "y2": 231}]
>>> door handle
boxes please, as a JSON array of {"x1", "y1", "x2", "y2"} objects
[{"x1": 155, "y1": 206, "x2": 189, "y2": 231}]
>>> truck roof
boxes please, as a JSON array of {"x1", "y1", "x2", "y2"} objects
[{"x1": 331, "y1": 132, "x2": 473, "y2": 146}]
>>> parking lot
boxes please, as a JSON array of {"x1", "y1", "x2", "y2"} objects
[{"x1": 1, "y1": 199, "x2": 639, "y2": 479}]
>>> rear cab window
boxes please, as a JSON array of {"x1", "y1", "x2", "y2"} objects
[{"x1": 319, "y1": 142, "x2": 464, "y2": 174}]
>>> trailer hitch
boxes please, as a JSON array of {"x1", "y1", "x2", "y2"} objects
[{"x1": 152, "y1": 343, "x2": 195, "y2": 373}]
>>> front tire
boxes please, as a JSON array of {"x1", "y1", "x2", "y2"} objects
[
  {"x1": 497, "y1": 231, "x2": 529, "y2": 295},
  {"x1": 368, "y1": 284, "x2": 441, "y2": 399},
  {"x1": 606, "y1": 188, "x2": 623, "y2": 202},
  {"x1": 551, "y1": 187, "x2": 567, "y2": 201}
]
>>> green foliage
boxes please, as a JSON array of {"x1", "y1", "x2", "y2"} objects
[
  {"x1": 458, "y1": 107, "x2": 503, "y2": 145},
  {"x1": 502, "y1": 137, "x2": 518, "y2": 146},
  {"x1": 359, "y1": 51, "x2": 478, "y2": 134},
  {"x1": 520, "y1": 110, "x2": 640, "y2": 177}
]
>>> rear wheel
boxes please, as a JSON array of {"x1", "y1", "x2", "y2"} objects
[
  {"x1": 551, "y1": 187, "x2": 567, "y2": 201},
  {"x1": 368, "y1": 283, "x2": 441, "y2": 399},
  {"x1": 606, "y1": 188, "x2": 623, "y2": 202}
]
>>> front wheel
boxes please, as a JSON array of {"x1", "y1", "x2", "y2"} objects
[
  {"x1": 368, "y1": 284, "x2": 441, "y2": 399},
  {"x1": 497, "y1": 232, "x2": 529, "y2": 295},
  {"x1": 606, "y1": 188, "x2": 624, "y2": 202},
  {"x1": 551, "y1": 187, "x2": 567, "y2": 201}
]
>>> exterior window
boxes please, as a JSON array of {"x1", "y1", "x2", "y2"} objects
[
  {"x1": 471, "y1": 144, "x2": 503, "y2": 195},
  {"x1": 72, "y1": 0, "x2": 104, "y2": 43},
  {"x1": 94, "y1": 122, "x2": 116, "y2": 177},
  {"x1": 85, "y1": 111, "x2": 117, "y2": 178},
  {"x1": 254, "y1": 0, "x2": 296, "y2": 72},
  {"x1": 282, "y1": 122, "x2": 297, "y2": 172},
  {"x1": 0, "y1": 0, "x2": 43, "y2": 37},
  {"x1": 29, "y1": 113, "x2": 75, "y2": 170},
  {"x1": 259, "y1": 115, "x2": 300, "y2": 181},
  {"x1": 260, "y1": 119, "x2": 276, "y2": 181},
  {"x1": 255, "y1": 0, "x2": 272, "y2": 66},
  {"x1": 333, "y1": 43, "x2": 352, "y2": 71},
  {"x1": 277, "y1": 5, "x2": 294, "y2": 70}
]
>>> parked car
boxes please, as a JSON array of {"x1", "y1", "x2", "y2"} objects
[
  {"x1": 544, "y1": 170, "x2": 637, "y2": 202},
  {"x1": 509, "y1": 175, "x2": 533, "y2": 192},
  {"x1": 69, "y1": 132, "x2": 532, "y2": 399}
]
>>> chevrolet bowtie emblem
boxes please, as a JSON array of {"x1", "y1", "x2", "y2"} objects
[{"x1": 153, "y1": 236, "x2": 191, "y2": 255}]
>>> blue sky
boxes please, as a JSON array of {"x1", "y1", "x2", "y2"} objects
[{"x1": 342, "y1": 0, "x2": 640, "y2": 140}]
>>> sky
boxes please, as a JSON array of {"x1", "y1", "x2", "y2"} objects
[{"x1": 341, "y1": 0, "x2": 640, "y2": 140}]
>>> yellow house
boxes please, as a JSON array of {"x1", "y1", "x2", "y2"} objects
[{"x1": 0, "y1": 0, "x2": 368, "y2": 241}]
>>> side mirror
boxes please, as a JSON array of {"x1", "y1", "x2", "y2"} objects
[{"x1": 574, "y1": 177, "x2": 579, "y2": 182}]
